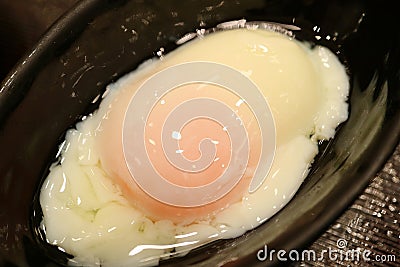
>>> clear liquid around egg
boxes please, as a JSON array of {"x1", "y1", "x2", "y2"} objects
[{"x1": 37, "y1": 22, "x2": 349, "y2": 267}]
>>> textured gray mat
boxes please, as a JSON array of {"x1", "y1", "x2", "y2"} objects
[{"x1": 299, "y1": 144, "x2": 399, "y2": 266}]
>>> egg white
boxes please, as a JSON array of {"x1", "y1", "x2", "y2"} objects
[{"x1": 40, "y1": 28, "x2": 349, "y2": 266}]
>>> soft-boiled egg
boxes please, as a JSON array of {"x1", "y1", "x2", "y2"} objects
[{"x1": 39, "y1": 25, "x2": 349, "y2": 266}]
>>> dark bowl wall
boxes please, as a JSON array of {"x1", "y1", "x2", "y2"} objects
[
  {"x1": 0, "y1": 1, "x2": 79, "y2": 82},
  {"x1": 1, "y1": 0, "x2": 399, "y2": 266}
]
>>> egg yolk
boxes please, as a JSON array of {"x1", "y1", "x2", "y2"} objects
[{"x1": 98, "y1": 80, "x2": 264, "y2": 223}]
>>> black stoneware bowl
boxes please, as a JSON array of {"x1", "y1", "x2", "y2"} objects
[{"x1": 1, "y1": 0, "x2": 399, "y2": 266}]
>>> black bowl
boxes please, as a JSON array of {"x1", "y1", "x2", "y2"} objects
[{"x1": 1, "y1": 0, "x2": 399, "y2": 266}]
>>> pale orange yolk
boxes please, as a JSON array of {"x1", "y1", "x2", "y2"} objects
[{"x1": 98, "y1": 79, "x2": 262, "y2": 223}]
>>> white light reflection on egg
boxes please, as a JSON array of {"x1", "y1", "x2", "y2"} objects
[{"x1": 39, "y1": 23, "x2": 349, "y2": 267}]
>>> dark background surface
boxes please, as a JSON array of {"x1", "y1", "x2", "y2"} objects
[{"x1": 0, "y1": 0, "x2": 398, "y2": 266}]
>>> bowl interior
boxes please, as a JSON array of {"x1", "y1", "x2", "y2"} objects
[{"x1": 1, "y1": 0, "x2": 399, "y2": 266}]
